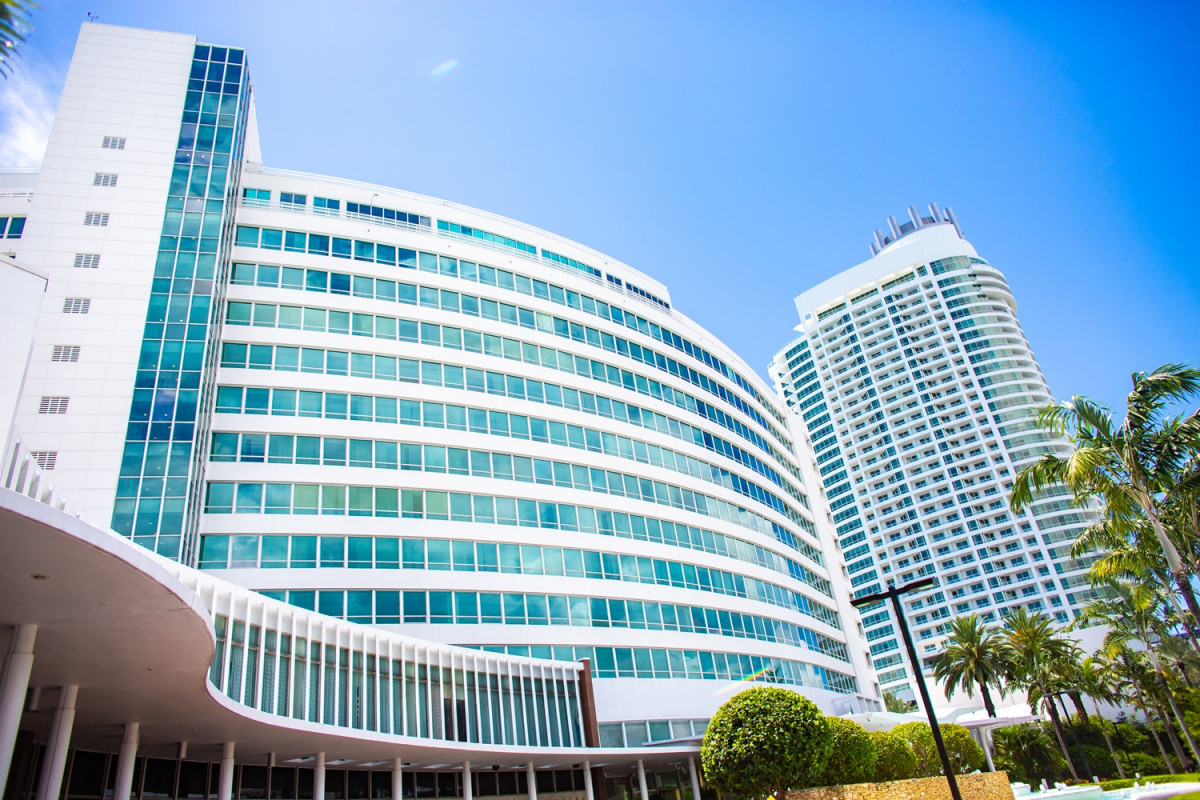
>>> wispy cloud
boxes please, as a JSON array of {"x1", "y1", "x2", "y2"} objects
[{"x1": 0, "y1": 60, "x2": 61, "y2": 168}]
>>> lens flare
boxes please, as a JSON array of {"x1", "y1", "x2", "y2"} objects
[
  {"x1": 712, "y1": 665, "x2": 777, "y2": 697},
  {"x1": 430, "y1": 60, "x2": 459, "y2": 77}
]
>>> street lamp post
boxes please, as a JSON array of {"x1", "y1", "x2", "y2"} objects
[{"x1": 851, "y1": 577, "x2": 962, "y2": 800}]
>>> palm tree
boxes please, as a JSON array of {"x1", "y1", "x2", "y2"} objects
[
  {"x1": 1159, "y1": 634, "x2": 1200, "y2": 688},
  {"x1": 1001, "y1": 608, "x2": 1079, "y2": 780},
  {"x1": 883, "y1": 690, "x2": 912, "y2": 713},
  {"x1": 930, "y1": 613, "x2": 1008, "y2": 717},
  {"x1": 1076, "y1": 655, "x2": 1126, "y2": 779},
  {"x1": 1072, "y1": 515, "x2": 1200, "y2": 653},
  {"x1": 1011, "y1": 363, "x2": 1200, "y2": 630},
  {"x1": 1110, "y1": 647, "x2": 1182, "y2": 773},
  {"x1": 1078, "y1": 578, "x2": 1200, "y2": 766},
  {"x1": 1051, "y1": 642, "x2": 1091, "y2": 723}
]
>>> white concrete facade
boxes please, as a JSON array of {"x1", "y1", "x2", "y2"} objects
[
  {"x1": 12, "y1": 24, "x2": 213, "y2": 528},
  {"x1": 771, "y1": 207, "x2": 1093, "y2": 700},
  {"x1": 0, "y1": 255, "x2": 47, "y2": 459}
]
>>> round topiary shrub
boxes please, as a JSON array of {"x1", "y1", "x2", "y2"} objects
[
  {"x1": 892, "y1": 721, "x2": 986, "y2": 777},
  {"x1": 940, "y1": 723, "x2": 987, "y2": 774},
  {"x1": 870, "y1": 729, "x2": 918, "y2": 782},
  {"x1": 701, "y1": 687, "x2": 834, "y2": 799},
  {"x1": 818, "y1": 717, "x2": 877, "y2": 786}
]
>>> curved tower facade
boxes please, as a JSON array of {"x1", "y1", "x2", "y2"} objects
[
  {"x1": 770, "y1": 207, "x2": 1093, "y2": 699},
  {"x1": 199, "y1": 166, "x2": 867, "y2": 726}
]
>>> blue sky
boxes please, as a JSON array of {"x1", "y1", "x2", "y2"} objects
[{"x1": 3, "y1": 0, "x2": 1197, "y2": 416}]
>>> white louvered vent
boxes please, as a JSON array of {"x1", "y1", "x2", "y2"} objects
[
  {"x1": 83, "y1": 212, "x2": 109, "y2": 226},
  {"x1": 62, "y1": 298, "x2": 91, "y2": 314},
  {"x1": 93, "y1": 172, "x2": 118, "y2": 187},
  {"x1": 73, "y1": 253, "x2": 100, "y2": 269},
  {"x1": 39, "y1": 396, "x2": 69, "y2": 414},
  {"x1": 31, "y1": 451, "x2": 57, "y2": 470},
  {"x1": 101, "y1": 136, "x2": 126, "y2": 150},
  {"x1": 52, "y1": 345, "x2": 81, "y2": 362}
]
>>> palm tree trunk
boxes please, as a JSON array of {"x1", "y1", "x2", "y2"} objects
[
  {"x1": 1161, "y1": 682, "x2": 1200, "y2": 766},
  {"x1": 1147, "y1": 649, "x2": 1200, "y2": 766},
  {"x1": 978, "y1": 680, "x2": 996, "y2": 718},
  {"x1": 1146, "y1": 712, "x2": 1177, "y2": 773},
  {"x1": 1155, "y1": 701, "x2": 1190, "y2": 771},
  {"x1": 1099, "y1": 717, "x2": 1126, "y2": 780},
  {"x1": 1069, "y1": 691, "x2": 1090, "y2": 723},
  {"x1": 1058, "y1": 695, "x2": 1093, "y2": 779},
  {"x1": 1044, "y1": 697, "x2": 1079, "y2": 781},
  {"x1": 1144, "y1": 505, "x2": 1200, "y2": 634},
  {"x1": 1175, "y1": 575, "x2": 1200, "y2": 656}
]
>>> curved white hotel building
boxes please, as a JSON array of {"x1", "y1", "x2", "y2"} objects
[
  {"x1": 770, "y1": 207, "x2": 1094, "y2": 699},
  {"x1": 0, "y1": 22, "x2": 876, "y2": 800}
]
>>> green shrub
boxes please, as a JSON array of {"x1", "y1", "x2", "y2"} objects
[
  {"x1": 1122, "y1": 751, "x2": 1170, "y2": 776},
  {"x1": 993, "y1": 723, "x2": 1069, "y2": 785},
  {"x1": 891, "y1": 722, "x2": 985, "y2": 777},
  {"x1": 700, "y1": 687, "x2": 833, "y2": 799},
  {"x1": 1112, "y1": 720, "x2": 1151, "y2": 754},
  {"x1": 818, "y1": 717, "x2": 876, "y2": 786},
  {"x1": 870, "y1": 729, "x2": 917, "y2": 782},
  {"x1": 941, "y1": 724, "x2": 987, "y2": 774},
  {"x1": 995, "y1": 717, "x2": 1182, "y2": 786},
  {"x1": 1081, "y1": 744, "x2": 1121, "y2": 781}
]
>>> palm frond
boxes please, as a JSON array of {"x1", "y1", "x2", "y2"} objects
[
  {"x1": 1127, "y1": 364, "x2": 1200, "y2": 431},
  {"x1": 1070, "y1": 395, "x2": 1118, "y2": 442},
  {"x1": 0, "y1": 0, "x2": 38, "y2": 78}
]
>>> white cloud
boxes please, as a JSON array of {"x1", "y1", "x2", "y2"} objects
[{"x1": 0, "y1": 61, "x2": 60, "y2": 168}]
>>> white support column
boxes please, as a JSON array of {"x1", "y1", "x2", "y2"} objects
[
  {"x1": 636, "y1": 760, "x2": 649, "y2": 800},
  {"x1": 977, "y1": 728, "x2": 996, "y2": 772},
  {"x1": 314, "y1": 752, "x2": 326, "y2": 800},
  {"x1": 35, "y1": 685, "x2": 78, "y2": 800},
  {"x1": 218, "y1": 742, "x2": 235, "y2": 800},
  {"x1": 687, "y1": 758, "x2": 701, "y2": 800},
  {"x1": 391, "y1": 758, "x2": 402, "y2": 800},
  {"x1": 462, "y1": 761, "x2": 472, "y2": 800},
  {"x1": 0, "y1": 624, "x2": 37, "y2": 793},
  {"x1": 526, "y1": 762, "x2": 536, "y2": 800},
  {"x1": 582, "y1": 761, "x2": 594, "y2": 800},
  {"x1": 113, "y1": 722, "x2": 140, "y2": 800}
]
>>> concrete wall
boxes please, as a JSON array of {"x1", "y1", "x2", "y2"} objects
[
  {"x1": 787, "y1": 772, "x2": 1014, "y2": 800},
  {"x1": 0, "y1": 254, "x2": 47, "y2": 454}
]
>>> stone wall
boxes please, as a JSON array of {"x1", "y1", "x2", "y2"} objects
[{"x1": 786, "y1": 772, "x2": 1014, "y2": 800}]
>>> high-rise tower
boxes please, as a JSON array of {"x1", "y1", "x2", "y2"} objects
[{"x1": 770, "y1": 206, "x2": 1093, "y2": 699}]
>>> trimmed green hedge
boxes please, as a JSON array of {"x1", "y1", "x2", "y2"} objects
[{"x1": 1101, "y1": 773, "x2": 1200, "y2": 791}]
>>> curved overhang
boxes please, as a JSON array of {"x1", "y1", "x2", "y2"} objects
[{"x1": 0, "y1": 489, "x2": 697, "y2": 770}]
